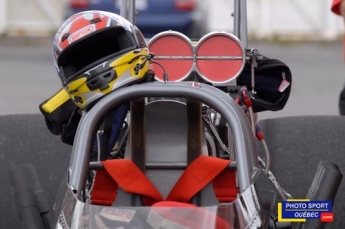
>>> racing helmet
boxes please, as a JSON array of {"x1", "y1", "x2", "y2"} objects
[{"x1": 53, "y1": 10, "x2": 153, "y2": 109}]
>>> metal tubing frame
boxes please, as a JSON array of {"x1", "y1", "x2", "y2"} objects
[
  {"x1": 68, "y1": 82, "x2": 258, "y2": 201},
  {"x1": 200, "y1": 83, "x2": 259, "y2": 168},
  {"x1": 89, "y1": 161, "x2": 238, "y2": 170},
  {"x1": 128, "y1": 0, "x2": 136, "y2": 25},
  {"x1": 119, "y1": 0, "x2": 128, "y2": 20},
  {"x1": 233, "y1": 0, "x2": 240, "y2": 38},
  {"x1": 121, "y1": 0, "x2": 249, "y2": 48},
  {"x1": 120, "y1": 0, "x2": 136, "y2": 24},
  {"x1": 233, "y1": 0, "x2": 248, "y2": 48}
]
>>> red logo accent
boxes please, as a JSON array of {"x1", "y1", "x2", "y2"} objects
[
  {"x1": 69, "y1": 25, "x2": 95, "y2": 43},
  {"x1": 320, "y1": 212, "x2": 334, "y2": 222}
]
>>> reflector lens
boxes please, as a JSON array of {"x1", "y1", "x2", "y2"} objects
[
  {"x1": 195, "y1": 33, "x2": 245, "y2": 84},
  {"x1": 149, "y1": 32, "x2": 194, "y2": 82}
]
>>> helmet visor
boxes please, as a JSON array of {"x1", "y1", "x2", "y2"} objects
[{"x1": 58, "y1": 28, "x2": 136, "y2": 85}]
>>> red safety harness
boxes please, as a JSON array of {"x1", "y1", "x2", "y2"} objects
[{"x1": 91, "y1": 155, "x2": 238, "y2": 206}]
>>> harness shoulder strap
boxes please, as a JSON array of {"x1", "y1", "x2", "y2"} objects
[
  {"x1": 102, "y1": 159, "x2": 164, "y2": 206},
  {"x1": 92, "y1": 155, "x2": 236, "y2": 206},
  {"x1": 212, "y1": 170, "x2": 238, "y2": 202},
  {"x1": 166, "y1": 155, "x2": 231, "y2": 202},
  {"x1": 91, "y1": 170, "x2": 118, "y2": 206}
]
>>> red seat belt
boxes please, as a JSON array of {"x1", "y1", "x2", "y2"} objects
[
  {"x1": 166, "y1": 155, "x2": 230, "y2": 202},
  {"x1": 212, "y1": 170, "x2": 238, "y2": 202},
  {"x1": 91, "y1": 169, "x2": 118, "y2": 206},
  {"x1": 102, "y1": 159, "x2": 164, "y2": 206},
  {"x1": 92, "y1": 155, "x2": 236, "y2": 206}
]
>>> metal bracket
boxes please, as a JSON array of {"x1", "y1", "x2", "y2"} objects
[{"x1": 246, "y1": 48, "x2": 263, "y2": 97}]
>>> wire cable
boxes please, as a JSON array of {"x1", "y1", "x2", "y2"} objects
[{"x1": 152, "y1": 61, "x2": 169, "y2": 82}]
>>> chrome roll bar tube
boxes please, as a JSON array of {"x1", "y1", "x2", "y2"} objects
[{"x1": 68, "y1": 81, "x2": 258, "y2": 201}]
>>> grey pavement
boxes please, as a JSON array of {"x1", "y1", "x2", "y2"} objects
[
  {"x1": 0, "y1": 37, "x2": 61, "y2": 115},
  {"x1": 0, "y1": 36, "x2": 344, "y2": 119},
  {"x1": 251, "y1": 40, "x2": 345, "y2": 120}
]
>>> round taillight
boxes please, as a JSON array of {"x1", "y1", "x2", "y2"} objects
[
  {"x1": 195, "y1": 32, "x2": 245, "y2": 85},
  {"x1": 148, "y1": 31, "x2": 194, "y2": 82}
]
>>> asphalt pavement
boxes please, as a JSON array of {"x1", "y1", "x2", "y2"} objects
[{"x1": 0, "y1": 37, "x2": 61, "y2": 115}]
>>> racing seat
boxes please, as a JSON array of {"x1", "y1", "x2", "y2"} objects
[{"x1": 90, "y1": 98, "x2": 238, "y2": 207}]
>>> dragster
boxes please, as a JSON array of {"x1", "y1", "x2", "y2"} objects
[{"x1": 9, "y1": 0, "x2": 343, "y2": 229}]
